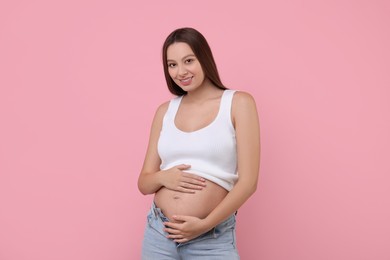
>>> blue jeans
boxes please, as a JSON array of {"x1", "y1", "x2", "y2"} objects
[{"x1": 141, "y1": 202, "x2": 240, "y2": 260}]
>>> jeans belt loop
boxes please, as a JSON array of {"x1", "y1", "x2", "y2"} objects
[
  {"x1": 153, "y1": 207, "x2": 159, "y2": 219},
  {"x1": 212, "y1": 227, "x2": 217, "y2": 238}
]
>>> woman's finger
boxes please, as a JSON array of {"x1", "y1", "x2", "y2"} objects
[
  {"x1": 174, "y1": 238, "x2": 189, "y2": 243},
  {"x1": 164, "y1": 227, "x2": 180, "y2": 234},
  {"x1": 163, "y1": 222, "x2": 181, "y2": 230},
  {"x1": 175, "y1": 164, "x2": 191, "y2": 170},
  {"x1": 180, "y1": 182, "x2": 204, "y2": 190},
  {"x1": 167, "y1": 234, "x2": 183, "y2": 239},
  {"x1": 182, "y1": 172, "x2": 205, "y2": 181},
  {"x1": 178, "y1": 187, "x2": 196, "y2": 193}
]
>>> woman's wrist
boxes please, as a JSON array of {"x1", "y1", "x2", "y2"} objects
[
  {"x1": 155, "y1": 170, "x2": 166, "y2": 189},
  {"x1": 201, "y1": 216, "x2": 216, "y2": 232}
]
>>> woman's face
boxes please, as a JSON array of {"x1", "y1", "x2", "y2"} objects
[{"x1": 166, "y1": 42, "x2": 205, "y2": 92}]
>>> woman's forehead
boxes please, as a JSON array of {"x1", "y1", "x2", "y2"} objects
[{"x1": 167, "y1": 42, "x2": 195, "y2": 60}]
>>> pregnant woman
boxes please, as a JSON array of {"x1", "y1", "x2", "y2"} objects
[{"x1": 138, "y1": 27, "x2": 260, "y2": 259}]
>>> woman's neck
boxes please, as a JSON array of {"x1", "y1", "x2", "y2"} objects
[{"x1": 184, "y1": 79, "x2": 224, "y2": 103}]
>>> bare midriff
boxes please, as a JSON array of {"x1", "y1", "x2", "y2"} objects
[{"x1": 154, "y1": 179, "x2": 228, "y2": 222}]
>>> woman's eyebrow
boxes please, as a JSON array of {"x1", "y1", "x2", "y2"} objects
[
  {"x1": 181, "y1": 54, "x2": 195, "y2": 60},
  {"x1": 167, "y1": 54, "x2": 195, "y2": 62}
]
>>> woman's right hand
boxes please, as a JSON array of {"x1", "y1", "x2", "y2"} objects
[{"x1": 160, "y1": 164, "x2": 206, "y2": 193}]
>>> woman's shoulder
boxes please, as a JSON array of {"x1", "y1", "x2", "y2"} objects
[
  {"x1": 230, "y1": 90, "x2": 259, "y2": 129},
  {"x1": 154, "y1": 94, "x2": 182, "y2": 117},
  {"x1": 231, "y1": 90, "x2": 257, "y2": 107},
  {"x1": 154, "y1": 100, "x2": 170, "y2": 119}
]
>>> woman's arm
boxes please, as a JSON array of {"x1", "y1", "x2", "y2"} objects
[
  {"x1": 164, "y1": 91, "x2": 260, "y2": 242},
  {"x1": 138, "y1": 102, "x2": 168, "y2": 195},
  {"x1": 138, "y1": 102, "x2": 207, "y2": 195}
]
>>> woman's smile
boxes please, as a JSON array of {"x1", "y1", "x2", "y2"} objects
[{"x1": 179, "y1": 76, "x2": 194, "y2": 86}]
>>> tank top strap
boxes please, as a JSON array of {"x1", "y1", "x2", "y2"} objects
[
  {"x1": 163, "y1": 95, "x2": 183, "y2": 125},
  {"x1": 218, "y1": 89, "x2": 237, "y2": 124}
]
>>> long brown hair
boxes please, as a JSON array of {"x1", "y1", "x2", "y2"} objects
[{"x1": 162, "y1": 27, "x2": 227, "y2": 96}]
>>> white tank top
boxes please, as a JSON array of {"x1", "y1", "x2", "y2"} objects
[{"x1": 158, "y1": 90, "x2": 238, "y2": 191}]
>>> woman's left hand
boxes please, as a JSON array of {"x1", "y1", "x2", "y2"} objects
[{"x1": 163, "y1": 215, "x2": 210, "y2": 243}]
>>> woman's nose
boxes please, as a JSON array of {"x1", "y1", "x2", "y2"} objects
[{"x1": 178, "y1": 67, "x2": 188, "y2": 76}]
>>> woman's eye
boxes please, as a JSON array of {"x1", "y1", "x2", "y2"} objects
[
  {"x1": 185, "y1": 59, "x2": 193, "y2": 64},
  {"x1": 168, "y1": 63, "x2": 176, "y2": 68}
]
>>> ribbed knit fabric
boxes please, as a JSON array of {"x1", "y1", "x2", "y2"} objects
[{"x1": 158, "y1": 90, "x2": 238, "y2": 191}]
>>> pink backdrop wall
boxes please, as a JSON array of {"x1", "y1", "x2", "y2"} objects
[{"x1": 1, "y1": 0, "x2": 389, "y2": 259}]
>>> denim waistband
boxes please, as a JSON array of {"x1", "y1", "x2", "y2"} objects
[{"x1": 151, "y1": 201, "x2": 170, "y2": 222}]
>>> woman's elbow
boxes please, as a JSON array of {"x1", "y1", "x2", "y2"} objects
[
  {"x1": 137, "y1": 177, "x2": 149, "y2": 195},
  {"x1": 138, "y1": 186, "x2": 148, "y2": 195},
  {"x1": 248, "y1": 181, "x2": 258, "y2": 196},
  {"x1": 236, "y1": 178, "x2": 258, "y2": 196}
]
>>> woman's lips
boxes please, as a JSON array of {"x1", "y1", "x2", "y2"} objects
[{"x1": 179, "y1": 77, "x2": 193, "y2": 86}]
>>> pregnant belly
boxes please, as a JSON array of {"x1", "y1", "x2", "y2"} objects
[{"x1": 154, "y1": 179, "x2": 228, "y2": 222}]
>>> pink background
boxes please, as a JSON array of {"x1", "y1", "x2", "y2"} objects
[{"x1": 1, "y1": 0, "x2": 389, "y2": 259}]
